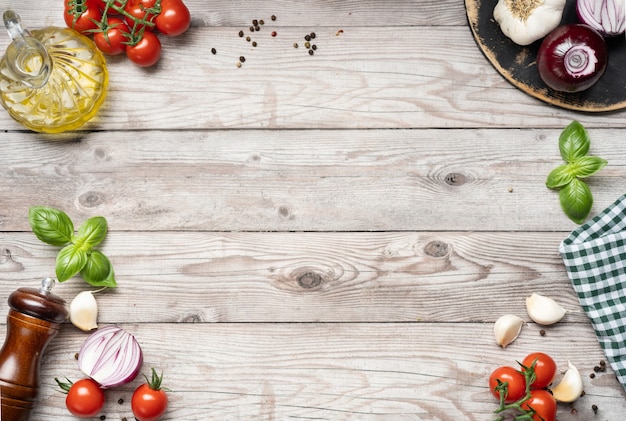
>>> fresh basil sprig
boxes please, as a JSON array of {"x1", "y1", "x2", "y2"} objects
[
  {"x1": 28, "y1": 206, "x2": 116, "y2": 287},
  {"x1": 546, "y1": 121, "x2": 607, "y2": 224}
]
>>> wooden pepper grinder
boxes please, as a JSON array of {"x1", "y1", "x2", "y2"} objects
[{"x1": 0, "y1": 277, "x2": 68, "y2": 421}]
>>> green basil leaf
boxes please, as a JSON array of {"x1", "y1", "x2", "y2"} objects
[
  {"x1": 559, "y1": 179, "x2": 593, "y2": 224},
  {"x1": 568, "y1": 156, "x2": 608, "y2": 179},
  {"x1": 80, "y1": 250, "x2": 117, "y2": 288},
  {"x1": 546, "y1": 164, "x2": 574, "y2": 189},
  {"x1": 28, "y1": 206, "x2": 74, "y2": 246},
  {"x1": 56, "y1": 244, "x2": 88, "y2": 282},
  {"x1": 74, "y1": 216, "x2": 108, "y2": 251},
  {"x1": 559, "y1": 120, "x2": 590, "y2": 163}
]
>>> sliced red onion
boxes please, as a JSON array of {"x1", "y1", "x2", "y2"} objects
[
  {"x1": 78, "y1": 325, "x2": 143, "y2": 389},
  {"x1": 577, "y1": 0, "x2": 626, "y2": 37}
]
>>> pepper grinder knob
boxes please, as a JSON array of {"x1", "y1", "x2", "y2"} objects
[{"x1": 0, "y1": 278, "x2": 68, "y2": 421}]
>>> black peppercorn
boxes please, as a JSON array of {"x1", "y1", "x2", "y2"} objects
[
  {"x1": 592, "y1": 404, "x2": 598, "y2": 414},
  {"x1": 239, "y1": 30, "x2": 244, "y2": 37},
  {"x1": 118, "y1": 398, "x2": 124, "y2": 405},
  {"x1": 271, "y1": 15, "x2": 276, "y2": 21},
  {"x1": 308, "y1": 49, "x2": 314, "y2": 55},
  {"x1": 246, "y1": 36, "x2": 251, "y2": 41},
  {"x1": 240, "y1": 56, "x2": 246, "y2": 63},
  {"x1": 312, "y1": 44, "x2": 317, "y2": 50},
  {"x1": 304, "y1": 34, "x2": 311, "y2": 41},
  {"x1": 252, "y1": 41, "x2": 257, "y2": 47},
  {"x1": 293, "y1": 43, "x2": 298, "y2": 48},
  {"x1": 250, "y1": 26, "x2": 255, "y2": 32},
  {"x1": 260, "y1": 19, "x2": 264, "y2": 25},
  {"x1": 211, "y1": 48, "x2": 217, "y2": 54},
  {"x1": 310, "y1": 32, "x2": 316, "y2": 39},
  {"x1": 252, "y1": 19, "x2": 258, "y2": 26}
]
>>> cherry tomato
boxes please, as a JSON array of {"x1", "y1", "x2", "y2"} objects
[
  {"x1": 155, "y1": 0, "x2": 191, "y2": 36},
  {"x1": 64, "y1": 378, "x2": 105, "y2": 418},
  {"x1": 64, "y1": 0, "x2": 103, "y2": 34},
  {"x1": 489, "y1": 366, "x2": 526, "y2": 404},
  {"x1": 94, "y1": 17, "x2": 129, "y2": 55},
  {"x1": 521, "y1": 389, "x2": 557, "y2": 421},
  {"x1": 131, "y1": 369, "x2": 168, "y2": 421},
  {"x1": 124, "y1": 0, "x2": 159, "y2": 31},
  {"x1": 126, "y1": 31, "x2": 162, "y2": 67},
  {"x1": 522, "y1": 352, "x2": 557, "y2": 390}
]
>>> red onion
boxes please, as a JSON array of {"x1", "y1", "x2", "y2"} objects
[
  {"x1": 78, "y1": 325, "x2": 143, "y2": 389},
  {"x1": 537, "y1": 24, "x2": 608, "y2": 93},
  {"x1": 577, "y1": 0, "x2": 626, "y2": 37}
]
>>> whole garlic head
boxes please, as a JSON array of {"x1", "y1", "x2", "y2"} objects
[
  {"x1": 493, "y1": 0, "x2": 567, "y2": 45},
  {"x1": 494, "y1": 314, "x2": 524, "y2": 348},
  {"x1": 526, "y1": 293, "x2": 566, "y2": 325},
  {"x1": 70, "y1": 290, "x2": 99, "y2": 331}
]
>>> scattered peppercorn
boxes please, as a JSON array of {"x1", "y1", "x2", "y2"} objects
[
  {"x1": 310, "y1": 32, "x2": 316, "y2": 39},
  {"x1": 252, "y1": 19, "x2": 258, "y2": 26},
  {"x1": 539, "y1": 329, "x2": 546, "y2": 336},
  {"x1": 252, "y1": 41, "x2": 257, "y2": 47},
  {"x1": 246, "y1": 36, "x2": 251, "y2": 42},
  {"x1": 259, "y1": 19, "x2": 264, "y2": 25},
  {"x1": 255, "y1": 25, "x2": 260, "y2": 31},
  {"x1": 304, "y1": 34, "x2": 311, "y2": 41},
  {"x1": 293, "y1": 42, "x2": 298, "y2": 48},
  {"x1": 271, "y1": 31, "x2": 277, "y2": 37},
  {"x1": 74, "y1": 352, "x2": 79, "y2": 360},
  {"x1": 592, "y1": 404, "x2": 598, "y2": 414},
  {"x1": 304, "y1": 41, "x2": 310, "y2": 48},
  {"x1": 118, "y1": 398, "x2": 124, "y2": 405},
  {"x1": 239, "y1": 56, "x2": 246, "y2": 63},
  {"x1": 239, "y1": 30, "x2": 244, "y2": 37},
  {"x1": 99, "y1": 416, "x2": 106, "y2": 421},
  {"x1": 309, "y1": 49, "x2": 314, "y2": 55},
  {"x1": 236, "y1": 62, "x2": 242, "y2": 68},
  {"x1": 593, "y1": 365, "x2": 601, "y2": 372},
  {"x1": 312, "y1": 44, "x2": 317, "y2": 50},
  {"x1": 250, "y1": 26, "x2": 255, "y2": 32},
  {"x1": 589, "y1": 372, "x2": 595, "y2": 379},
  {"x1": 271, "y1": 15, "x2": 276, "y2": 21},
  {"x1": 211, "y1": 48, "x2": 217, "y2": 55}
]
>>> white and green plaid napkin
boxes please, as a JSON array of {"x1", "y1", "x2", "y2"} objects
[{"x1": 559, "y1": 193, "x2": 626, "y2": 391}]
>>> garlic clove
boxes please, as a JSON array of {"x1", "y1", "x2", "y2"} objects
[
  {"x1": 70, "y1": 290, "x2": 99, "y2": 331},
  {"x1": 526, "y1": 293, "x2": 566, "y2": 325},
  {"x1": 494, "y1": 314, "x2": 524, "y2": 348},
  {"x1": 552, "y1": 361, "x2": 584, "y2": 402}
]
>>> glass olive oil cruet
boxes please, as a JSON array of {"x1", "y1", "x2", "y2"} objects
[{"x1": 0, "y1": 10, "x2": 108, "y2": 133}]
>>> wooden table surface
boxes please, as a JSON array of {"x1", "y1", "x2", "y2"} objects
[{"x1": 1, "y1": 1, "x2": 626, "y2": 419}]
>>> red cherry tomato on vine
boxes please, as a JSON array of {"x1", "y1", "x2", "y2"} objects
[
  {"x1": 521, "y1": 389, "x2": 557, "y2": 421},
  {"x1": 488, "y1": 366, "x2": 526, "y2": 404},
  {"x1": 131, "y1": 369, "x2": 168, "y2": 421},
  {"x1": 64, "y1": 0, "x2": 103, "y2": 34},
  {"x1": 126, "y1": 31, "x2": 161, "y2": 67},
  {"x1": 94, "y1": 17, "x2": 129, "y2": 55},
  {"x1": 522, "y1": 352, "x2": 557, "y2": 390},
  {"x1": 155, "y1": 0, "x2": 191, "y2": 36},
  {"x1": 58, "y1": 378, "x2": 105, "y2": 418},
  {"x1": 124, "y1": 0, "x2": 159, "y2": 31}
]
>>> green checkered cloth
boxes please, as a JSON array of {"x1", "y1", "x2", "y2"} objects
[{"x1": 559, "y1": 193, "x2": 626, "y2": 392}]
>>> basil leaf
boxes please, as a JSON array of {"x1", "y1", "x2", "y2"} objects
[
  {"x1": 546, "y1": 164, "x2": 574, "y2": 189},
  {"x1": 559, "y1": 179, "x2": 593, "y2": 224},
  {"x1": 74, "y1": 216, "x2": 108, "y2": 251},
  {"x1": 559, "y1": 120, "x2": 591, "y2": 163},
  {"x1": 81, "y1": 250, "x2": 117, "y2": 288},
  {"x1": 28, "y1": 206, "x2": 74, "y2": 246},
  {"x1": 56, "y1": 244, "x2": 88, "y2": 282},
  {"x1": 569, "y1": 156, "x2": 608, "y2": 179}
]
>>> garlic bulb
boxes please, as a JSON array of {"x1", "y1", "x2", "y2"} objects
[
  {"x1": 526, "y1": 293, "x2": 566, "y2": 325},
  {"x1": 494, "y1": 314, "x2": 524, "y2": 348},
  {"x1": 493, "y1": 0, "x2": 567, "y2": 46},
  {"x1": 552, "y1": 361, "x2": 584, "y2": 402},
  {"x1": 70, "y1": 290, "x2": 99, "y2": 331}
]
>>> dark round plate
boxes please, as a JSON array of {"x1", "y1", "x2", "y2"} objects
[{"x1": 465, "y1": 0, "x2": 626, "y2": 112}]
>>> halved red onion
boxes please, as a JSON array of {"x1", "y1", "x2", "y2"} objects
[
  {"x1": 78, "y1": 325, "x2": 143, "y2": 389},
  {"x1": 577, "y1": 0, "x2": 626, "y2": 37}
]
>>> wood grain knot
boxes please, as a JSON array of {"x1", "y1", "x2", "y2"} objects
[
  {"x1": 297, "y1": 272, "x2": 323, "y2": 289},
  {"x1": 423, "y1": 241, "x2": 449, "y2": 258},
  {"x1": 79, "y1": 191, "x2": 104, "y2": 208},
  {"x1": 445, "y1": 173, "x2": 466, "y2": 186}
]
